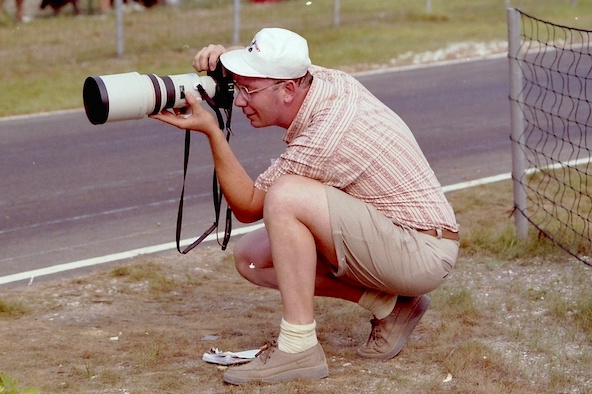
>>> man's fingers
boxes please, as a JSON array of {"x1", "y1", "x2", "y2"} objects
[
  {"x1": 193, "y1": 44, "x2": 228, "y2": 72},
  {"x1": 149, "y1": 111, "x2": 184, "y2": 128},
  {"x1": 185, "y1": 93, "x2": 205, "y2": 114}
]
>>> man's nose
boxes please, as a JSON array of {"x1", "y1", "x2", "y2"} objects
[{"x1": 234, "y1": 93, "x2": 247, "y2": 107}]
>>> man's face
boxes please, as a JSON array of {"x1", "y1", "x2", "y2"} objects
[{"x1": 233, "y1": 75, "x2": 285, "y2": 128}]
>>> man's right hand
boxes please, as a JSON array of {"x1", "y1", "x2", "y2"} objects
[{"x1": 149, "y1": 93, "x2": 220, "y2": 137}]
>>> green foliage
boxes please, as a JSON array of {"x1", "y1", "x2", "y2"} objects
[{"x1": 0, "y1": 373, "x2": 40, "y2": 394}]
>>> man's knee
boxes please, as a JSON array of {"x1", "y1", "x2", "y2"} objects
[
  {"x1": 266, "y1": 175, "x2": 303, "y2": 200},
  {"x1": 265, "y1": 175, "x2": 323, "y2": 215},
  {"x1": 233, "y1": 228, "x2": 272, "y2": 277},
  {"x1": 233, "y1": 235, "x2": 252, "y2": 278}
]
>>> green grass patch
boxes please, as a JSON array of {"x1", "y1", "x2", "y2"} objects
[{"x1": 0, "y1": 298, "x2": 30, "y2": 318}]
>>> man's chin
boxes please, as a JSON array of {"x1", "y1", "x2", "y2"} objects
[
  {"x1": 247, "y1": 118, "x2": 263, "y2": 128},
  {"x1": 244, "y1": 113, "x2": 266, "y2": 128}
]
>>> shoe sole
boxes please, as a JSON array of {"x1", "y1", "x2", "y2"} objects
[
  {"x1": 357, "y1": 295, "x2": 431, "y2": 360},
  {"x1": 223, "y1": 364, "x2": 329, "y2": 385}
]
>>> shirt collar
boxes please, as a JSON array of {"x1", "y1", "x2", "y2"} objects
[{"x1": 283, "y1": 66, "x2": 326, "y2": 143}]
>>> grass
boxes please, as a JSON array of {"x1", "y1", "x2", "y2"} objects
[
  {"x1": 0, "y1": 181, "x2": 591, "y2": 393},
  {"x1": 1, "y1": 0, "x2": 592, "y2": 117},
  {"x1": 524, "y1": 166, "x2": 592, "y2": 258},
  {"x1": 0, "y1": 298, "x2": 30, "y2": 317}
]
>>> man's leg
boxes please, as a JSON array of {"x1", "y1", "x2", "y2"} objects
[
  {"x1": 224, "y1": 175, "x2": 338, "y2": 384},
  {"x1": 225, "y1": 177, "x2": 435, "y2": 385},
  {"x1": 320, "y1": 186, "x2": 449, "y2": 360},
  {"x1": 234, "y1": 227, "x2": 366, "y2": 303},
  {"x1": 357, "y1": 295, "x2": 431, "y2": 359},
  {"x1": 262, "y1": 175, "x2": 334, "y2": 324},
  {"x1": 232, "y1": 177, "x2": 405, "y2": 339}
]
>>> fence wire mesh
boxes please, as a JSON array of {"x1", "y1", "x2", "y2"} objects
[{"x1": 508, "y1": 9, "x2": 592, "y2": 266}]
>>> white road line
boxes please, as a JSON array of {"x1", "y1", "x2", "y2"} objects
[
  {"x1": 442, "y1": 173, "x2": 511, "y2": 193},
  {"x1": 0, "y1": 223, "x2": 265, "y2": 285},
  {"x1": 0, "y1": 175, "x2": 509, "y2": 285}
]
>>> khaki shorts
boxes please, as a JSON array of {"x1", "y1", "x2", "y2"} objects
[{"x1": 325, "y1": 186, "x2": 459, "y2": 296}]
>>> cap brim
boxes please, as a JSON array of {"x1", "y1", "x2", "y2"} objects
[{"x1": 220, "y1": 49, "x2": 267, "y2": 78}]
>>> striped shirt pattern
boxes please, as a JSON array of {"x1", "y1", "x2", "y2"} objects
[{"x1": 255, "y1": 65, "x2": 458, "y2": 232}]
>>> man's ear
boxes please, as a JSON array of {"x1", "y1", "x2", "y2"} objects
[{"x1": 282, "y1": 80, "x2": 298, "y2": 103}]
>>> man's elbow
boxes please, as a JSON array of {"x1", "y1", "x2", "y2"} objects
[
  {"x1": 233, "y1": 209, "x2": 263, "y2": 224},
  {"x1": 231, "y1": 188, "x2": 264, "y2": 223}
]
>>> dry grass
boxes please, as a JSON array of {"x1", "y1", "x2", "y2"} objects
[{"x1": 1, "y1": 181, "x2": 591, "y2": 393}]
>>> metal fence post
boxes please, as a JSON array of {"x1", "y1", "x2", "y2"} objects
[
  {"x1": 115, "y1": 0, "x2": 124, "y2": 57},
  {"x1": 233, "y1": 0, "x2": 240, "y2": 45},
  {"x1": 334, "y1": 0, "x2": 340, "y2": 27},
  {"x1": 507, "y1": 8, "x2": 529, "y2": 240}
]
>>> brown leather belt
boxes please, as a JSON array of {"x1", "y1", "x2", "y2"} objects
[{"x1": 418, "y1": 228, "x2": 460, "y2": 241}]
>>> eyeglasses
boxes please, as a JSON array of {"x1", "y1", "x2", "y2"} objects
[{"x1": 233, "y1": 81, "x2": 285, "y2": 101}]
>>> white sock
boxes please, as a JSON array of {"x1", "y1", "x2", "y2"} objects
[
  {"x1": 358, "y1": 290, "x2": 398, "y2": 320},
  {"x1": 277, "y1": 318, "x2": 318, "y2": 353}
]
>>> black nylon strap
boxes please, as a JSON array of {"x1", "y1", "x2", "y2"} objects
[{"x1": 175, "y1": 84, "x2": 233, "y2": 254}]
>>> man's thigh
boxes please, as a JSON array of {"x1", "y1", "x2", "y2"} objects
[
  {"x1": 235, "y1": 225, "x2": 341, "y2": 277},
  {"x1": 265, "y1": 175, "x2": 338, "y2": 265},
  {"x1": 325, "y1": 186, "x2": 458, "y2": 296}
]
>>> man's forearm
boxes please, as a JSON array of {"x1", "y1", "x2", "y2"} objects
[{"x1": 207, "y1": 130, "x2": 265, "y2": 223}]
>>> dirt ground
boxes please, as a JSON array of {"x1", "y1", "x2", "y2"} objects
[{"x1": 1, "y1": 231, "x2": 591, "y2": 393}]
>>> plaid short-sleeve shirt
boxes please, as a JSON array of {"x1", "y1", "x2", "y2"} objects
[{"x1": 254, "y1": 65, "x2": 458, "y2": 232}]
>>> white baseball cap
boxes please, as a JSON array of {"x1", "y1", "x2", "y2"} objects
[{"x1": 220, "y1": 28, "x2": 311, "y2": 79}]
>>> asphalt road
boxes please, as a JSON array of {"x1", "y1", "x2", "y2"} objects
[{"x1": 0, "y1": 55, "x2": 511, "y2": 286}]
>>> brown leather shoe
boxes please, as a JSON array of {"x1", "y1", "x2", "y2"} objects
[
  {"x1": 357, "y1": 295, "x2": 430, "y2": 359},
  {"x1": 223, "y1": 340, "x2": 329, "y2": 385}
]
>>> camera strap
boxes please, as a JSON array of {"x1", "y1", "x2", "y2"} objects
[{"x1": 175, "y1": 83, "x2": 233, "y2": 254}]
